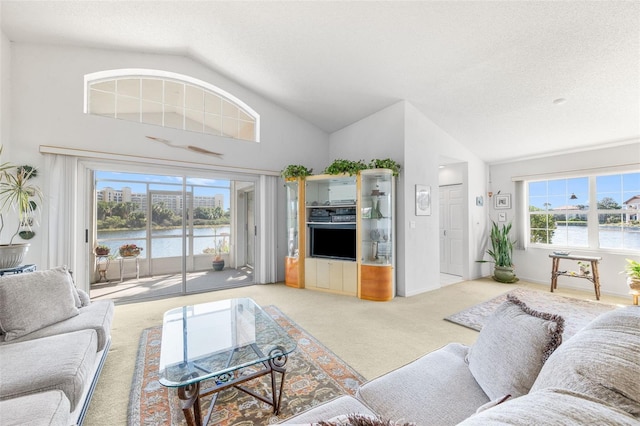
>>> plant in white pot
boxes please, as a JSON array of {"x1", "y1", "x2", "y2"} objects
[
  {"x1": 622, "y1": 258, "x2": 640, "y2": 292},
  {"x1": 0, "y1": 153, "x2": 42, "y2": 269}
]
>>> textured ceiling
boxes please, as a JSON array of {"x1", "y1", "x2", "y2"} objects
[{"x1": 2, "y1": 1, "x2": 639, "y2": 163}]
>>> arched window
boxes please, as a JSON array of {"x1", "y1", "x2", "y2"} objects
[{"x1": 84, "y1": 69, "x2": 260, "y2": 142}]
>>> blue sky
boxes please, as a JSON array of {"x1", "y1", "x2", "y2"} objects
[
  {"x1": 96, "y1": 171, "x2": 232, "y2": 209},
  {"x1": 528, "y1": 172, "x2": 639, "y2": 209}
]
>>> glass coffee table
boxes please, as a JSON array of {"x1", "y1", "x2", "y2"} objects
[{"x1": 159, "y1": 298, "x2": 297, "y2": 426}]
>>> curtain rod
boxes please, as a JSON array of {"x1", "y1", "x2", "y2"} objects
[{"x1": 39, "y1": 145, "x2": 280, "y2": 177}]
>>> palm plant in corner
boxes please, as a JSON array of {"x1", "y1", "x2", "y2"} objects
[
  {"x1": 479, "y1": 220, "x2": 518, "y2": 283},
  {"x1": 0, "y1": 150, "x2": 43, "y2": 269}
]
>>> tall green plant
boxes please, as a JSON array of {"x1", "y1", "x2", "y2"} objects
[{"x1": 486, "y1": 221, "x2": 515, "y2": 267}]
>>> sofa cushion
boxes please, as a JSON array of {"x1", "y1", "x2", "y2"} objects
[
  {"x1": 0, "y1": 299, "x2": 114, "y2": 351},
  {"x1": 279, "y1": 395, "x2": 377, "y2": 424},
  {"x1": 0, "y1": 266, "x2": 79, "y2": 341},
  {"x1": 457, "y1": 388, "x2": 639, "y2": 425},
  {"x1": 466, "y1": 295, "x2": 564, "y2": 400},
  {"x1": 0, "y1": 329, "x2": 98, "y2": 411},
  {"x1": 531, "y1": 306, "x2": 640, "y2": 418},
  {"x1": 357, "y1": 343, "x2": 489, "y2": 425},
  {"x1": 0, "y1": 390, "x2": 71, "y2": 426}
]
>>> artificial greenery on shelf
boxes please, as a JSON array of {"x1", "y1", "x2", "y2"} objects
[
  {"x1": 280, "y1": 164, "x2": 313, "y2": 179},
  {"x1": 369, "y1": 158, "x2": 401, "y2": 176},
  {"x1": 323, "y1": 159, "x2": 368, "y2": 176},
  {"x1": 281, "y1": 158, "x2": 402, "y2": 179}
]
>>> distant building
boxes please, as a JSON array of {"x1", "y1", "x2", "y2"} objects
[
  {"x1": 551, "y1": 205, "x2": 586, "y2": 221},
  {"x1": 97, "y1": 187, "x2": 223, "y2": 214},
  {"x1": 624, "y1": 195, "x2": 640, "y2": 222}
]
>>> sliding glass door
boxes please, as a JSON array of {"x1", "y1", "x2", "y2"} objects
[{"x1": 91, "y1": 169, "x2": 256, "y2": 302}]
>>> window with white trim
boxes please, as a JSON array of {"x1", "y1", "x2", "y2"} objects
[
  {"x1": 527, "y1": 172, "x2": 640, "y2": 251},
  {"x1": 85, "y1": 70, "x2": 259, "y2": 142}
]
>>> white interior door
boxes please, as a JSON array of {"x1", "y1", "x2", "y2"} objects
[{"x1": 439, "y1": 184, "x2": 464, "y2": 276}]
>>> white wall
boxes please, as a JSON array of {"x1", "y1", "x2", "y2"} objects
[
  {"x1": 6, "y1": 42, "x2": 330, "y2": 271},
  {"x1": 404, "y1": 103, "x2": 487, "y2": 294},
  {"x1": 329, "y1": 102, "x2": 406, "y2": 292},
  {"x1": 0, "y1": 29, "x2": 9, "y2": 157},
  {"x1": 489, "y1": 142, "x2": 640, "y2": 297},
  {"x1": 330, "y1": 101, "x2": 487, "y2": 297}
]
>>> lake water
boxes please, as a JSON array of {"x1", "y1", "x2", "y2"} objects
[
  {"x1": 98, "y1": 224, "x2": 639, "y2": 258},
  {"x1": 97, "y1": 226, "x2": 231, "y2": 258},
  {"x1": 551, "y1": 225, "x2": 640, "y2": 250}
]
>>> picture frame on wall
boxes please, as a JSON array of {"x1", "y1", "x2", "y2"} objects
[
  {"x1": 494, "y1": 194, "x2": 511, "y2": 209},
  {"x1": 415, "y1": 184, "x2": 431, "y2": 216}
]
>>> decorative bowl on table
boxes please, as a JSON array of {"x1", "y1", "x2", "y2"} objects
[{"x1": 553, "y1": 251, "x2": 571, "y2": 256}]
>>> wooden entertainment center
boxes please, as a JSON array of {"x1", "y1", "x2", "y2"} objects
[{"x1": 284, "y1": 169, "x2": 395, "y2": 301}]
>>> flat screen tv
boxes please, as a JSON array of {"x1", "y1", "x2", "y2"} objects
[{"x1": 309, "y1": 224, "x2": 356, "y2": 261}]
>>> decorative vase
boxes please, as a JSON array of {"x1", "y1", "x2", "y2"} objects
[
  {"x1": 212, "y1": 259, "x2": 225, "y2": 271},
  {"x1": 371, "y1": 198, "x2": 384, "y2": 219},
  {"x1": 493, "y1": 265, "x2": 518, "y2": 283}
]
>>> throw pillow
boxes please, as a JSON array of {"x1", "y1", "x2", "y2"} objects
[
  {"x1": 531, "y1": 306, "x2": 640, "y2": 417},
  {"x1": 317, "y1": 414, "x2": 415, "y2": 426},
  {"x1": 0, "y1": 266, "x2": 79, "y2": 341},
  {"x1": 77, "y1": 288, "x2": 91, "y2": 307},
  {"x1": 66, "y1": 267, "x2": 83, "y2": 308},
  {"x1": 466, "y1": 294, "x2": 564, "y2": 400}
]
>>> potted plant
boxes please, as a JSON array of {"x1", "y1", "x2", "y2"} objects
[
  {"x1": 0, "y1": 151, "x2": 42, "y2": 269},
  {"x1": 204, "y1": 229, "x2": 228, "y2": 271},
  {"x1": 479, "y1": 220, "x2": 518, "y2": 283},
  {"x1": 622, "y1": 258, "x2": 640, "y2": 292},
  {"x1": 577, "y1": 261, "x2": 591, "y2": 276},
  {"x1": 281, "y1": 164, "x2": 313, "y2": 179},
  {"x1": 323, "y1": 159, "x2": 368, "y2": 176},
  {"x1": 95, "y1": 245, "x2": 111, "y2": 256},
  {"x1": 119, "y1": 243, "x2": 143, "y2": 257},
  {"x1": 368, "y1": 158, "x2": 401, "y2": 176}
]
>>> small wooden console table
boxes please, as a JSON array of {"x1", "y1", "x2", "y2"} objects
[{"x1": 549, "y1": 254, "x2": 602, "y2": 300}]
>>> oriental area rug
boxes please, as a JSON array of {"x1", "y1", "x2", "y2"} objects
[
  {"x1": 128, "y1": 305, "x2": 365, "y2": 426},
  {"x1": 445, "y1": 287, "x2": 620, "y2": 339}
]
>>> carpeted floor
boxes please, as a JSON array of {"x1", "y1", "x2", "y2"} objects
[
  {"x1": 127, "y1": 305, "x2": 365, "y2": 425},
  {"x1": 444, "y1": 287, "x2": 621, "y2": 339}
]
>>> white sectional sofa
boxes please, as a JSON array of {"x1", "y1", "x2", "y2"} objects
[
  {"x1": 281, "y1": 296, "x2": 640, "y2": 425},
  {"x1": 0, "y1": 266, "x2": 114, "y2": 426}
]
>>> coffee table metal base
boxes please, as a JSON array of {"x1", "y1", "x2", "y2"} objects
[{"x1": 177, "y1": 345, "x2": 288, "y2": 426}]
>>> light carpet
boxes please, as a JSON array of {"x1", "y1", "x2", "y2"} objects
[
  {"x1": 445, "y1": 287, "x2": 620, "y2": 339},
  {"x1": 127, "y1": 305, "x2": 365, "y2": 425}
]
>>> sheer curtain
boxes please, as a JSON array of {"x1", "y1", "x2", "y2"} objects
[
  {"x1": 259, "y1": 174, "x2": 279, "y2": 283},
  {"x1": 42, "y1": 153, "x2": 84, "y2": 285}
]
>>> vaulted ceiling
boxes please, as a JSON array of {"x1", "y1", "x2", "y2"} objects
[{"x1": 2, "y1": 1, "x2": 639, "y2": 163}]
